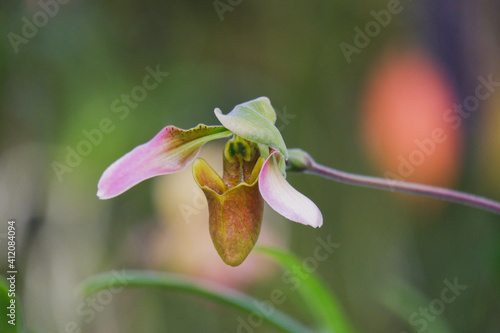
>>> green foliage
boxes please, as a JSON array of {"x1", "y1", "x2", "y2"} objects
[
  {"x1": 80, "y1": 246, "x2": 357, "y2": 333},
  {"x1": 256, "y1": 246, "x2": 354, "y2": 333},
  {"x1": 80, "y1": 270, "x2": 313, "y2": 333}
]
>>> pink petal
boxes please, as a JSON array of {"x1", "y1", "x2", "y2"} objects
[
  {"x1": 97, "y1": 125, "x2": 231, "y2": 199},
  {"x1": 259, "y1": 151, "x2": 323, "y2": 227}
]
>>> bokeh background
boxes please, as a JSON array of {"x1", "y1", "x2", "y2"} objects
[{"x1": 1, "y1": 0, "x2": 500, "y2": 332}]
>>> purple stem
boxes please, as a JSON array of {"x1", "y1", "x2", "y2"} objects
[{"x1": 307, "y1": 162, "x2": 500, "y2": 215}]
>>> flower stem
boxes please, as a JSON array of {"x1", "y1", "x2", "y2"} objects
[
  {"x1": 287, "y1": 149, "x2": 500, "y2": 215},
  {"x1": 309, "y1": 162, "x2": 500, "y2": 215}
]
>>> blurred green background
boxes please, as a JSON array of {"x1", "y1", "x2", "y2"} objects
[{"x1": 1, "y1": 0, "x2": 499, "y2": 332}]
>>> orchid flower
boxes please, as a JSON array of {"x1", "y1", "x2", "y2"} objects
[
  {"x1": 97, "y1": 97, "x2": 322, "y2": 266},
  {"x1": 98, "y1": 97, "x2": 500, "y2": 266}
]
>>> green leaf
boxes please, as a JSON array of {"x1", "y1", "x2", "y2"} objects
[
  {"x1": 215, "y1": 98, "x2": 288, "y2": 158},
  {"x1": 255, "y1": 247, "x2": 354, "y2": 333},
  {"x1": 80, "y1": 270, "x2": 313, "y2": 333},
  {"x1": 378, "y1": 278, "x2": 452, "y2": 333}
]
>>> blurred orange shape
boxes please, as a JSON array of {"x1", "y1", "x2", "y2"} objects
[{"x1": 361, "y1": 47, "x2": 462, "y2": 198}]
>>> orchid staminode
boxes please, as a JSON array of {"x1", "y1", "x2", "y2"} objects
[{"x1": 97, "y1": 97, "x2": 322, "y2": 266}]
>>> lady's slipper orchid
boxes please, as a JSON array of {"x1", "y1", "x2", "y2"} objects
[{"x1": 97, "y1": 97, "x2": 322, "y2": 266}]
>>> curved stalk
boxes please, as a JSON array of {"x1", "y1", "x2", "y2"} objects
[
  {"x1": 287, "y1": 149, "x2": 500, "y2": 215},
  {"x1": 309, "y1": 162, "x2": 500, "y2": 214},
  {"x1": 80, "y1": 270, "x2": 313, "y2": 333}
]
